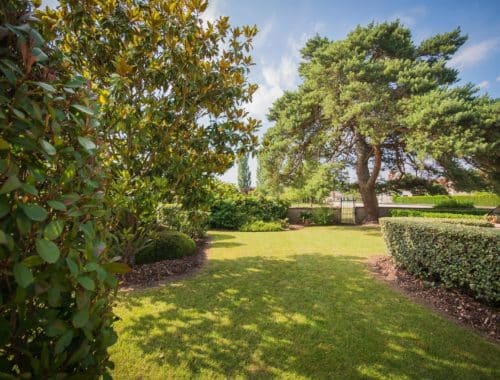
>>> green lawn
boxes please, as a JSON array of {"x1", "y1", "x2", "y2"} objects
[{"x1": 110, "y1": 227, "x2": 500, "y2": 379}]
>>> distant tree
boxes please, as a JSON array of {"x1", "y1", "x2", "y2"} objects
[
  {"x1": 260, "y1": 22, "x2": 498, "y2": 222},
  {"x1": 238, "y1": 153, "x2": 252, "y2": 193}
]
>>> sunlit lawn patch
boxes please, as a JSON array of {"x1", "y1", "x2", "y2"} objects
[{"x1": 111, "y1": 227, "x2": 500, "y2": 379}]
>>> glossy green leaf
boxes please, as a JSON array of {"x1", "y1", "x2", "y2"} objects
[
  {"x1": 40, "y1": 139, "x2": 57, "y2": 156},
  {"x1": 71, "y1": 104, "x2": 94, "y2": 116},
  {"x1": 44, "y1": 220, "x2": 64, "y2": 240},
  {"x1": 36, "y1": 239, "x2": 60, "y2": 263},
  {"x1": 47, "y1": 200, "x2": 67, "y2": 211},
  {"x1": 77, "y1": 276, "x2": 95, "y2": 291},
  {"x1": 22, "y1": 255, "x2": 44, "y2": 267},
  {"x1": 66, "y1": 257, "x2": 79, "y2": 277},
  {"x1": 0, "y1": 175, "x2": 21, "y2": 194},
  {"x1": 77, "y1": 136, "x2": 97, "y2": 150},
  {"x1": 32, "y1": 47, "x2": 48, "y2": 62},
  {"x1": 34, "y1": 81, "x2": 56, "y2": 93},
  {"x1": 64, "y1": 75, "x2": 86, "y2": 88},
  {"x1": 55, "y1": 330, "x2": 73, "y2": 354},
  {"x1": 72, "y1": 308, "x2": 89, "y2": 328},
  {"x1": 21, "y1": 183, "x2": 38, "y2": 195},
  {"x1": 13, "y1": 263, "x2": 34, "y2": 288},
  {"x1": 21, "y1": 203, "x2": 48, "y2": 221}
]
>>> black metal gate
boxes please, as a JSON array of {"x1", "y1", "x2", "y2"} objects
[{"x1": 339, "y1": 198, "x2": 355, "y2": 224}]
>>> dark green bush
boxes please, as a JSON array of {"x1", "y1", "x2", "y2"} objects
[
  {"x1": 0, "y1": 4, "x2": 123, "y2": 377},
  {"x1": 136, "y1": 231, "x2": 196, "y2": 264},
  {"x1": 434, "y1": 199, "x2": 474, "y2": 209},
  {"x1": 389, "y1": 209, "x2": 485, "y2": 219},
  {"x1": 380, "y1": 218, "x2": 499, "y2": 304},
  {"x1": 239, "y1": 220, "x2": 285, "y2": 232},
  {"x1": 209, "y1": 196, "x2": 289, "y2": 229}
]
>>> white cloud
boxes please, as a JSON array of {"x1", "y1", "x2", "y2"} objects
[
  {"x1": 254, "y1": 20, "x2": 274, "y2": 48},
  {"x1": 496, "y1": 76, "x2": 500, "y2": 82},
  {"x1": 201, "y1": 0, "x2": 223, "y2": 24},
  {"x1": 392, "y1": 6, "x2": 426, "y2": 27},
  {"x1": 449, "y1": 39, "x2": 499, "y2": 69},
  {"x1": 478, "y1": 80, "x2": 489, "y2": 89}
]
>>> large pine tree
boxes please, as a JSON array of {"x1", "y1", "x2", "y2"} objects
[{"x1": 260, "y1": 22, "x2": 498, "y2": 222}]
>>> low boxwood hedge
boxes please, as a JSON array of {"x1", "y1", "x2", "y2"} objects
[
  {"x1": 380, "y1": 217, "x2": 500, "y2": 304},
  {"x1": 239, "y1": 220, "x2": 285, "y2": 232},
  {"x1": 136, "y1": 230, "x2": 196, "y2": 265}
]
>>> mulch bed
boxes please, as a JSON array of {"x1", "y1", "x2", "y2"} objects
[
  {"x1": 118, "y1": 239, "x2": 208, "y2": 291},
  {"x1": 368, "y1": 256, "x2": 499, "y2": 343}
]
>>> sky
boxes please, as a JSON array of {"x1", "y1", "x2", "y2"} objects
[{"x1": 42, "y1": 0, "x2": 500, "y2": 185}]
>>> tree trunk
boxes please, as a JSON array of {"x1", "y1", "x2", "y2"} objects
[{"x1": 355, "y1": 134, "x2": 381, "y2": 223}]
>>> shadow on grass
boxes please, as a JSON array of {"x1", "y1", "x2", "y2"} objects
[
  {"x1": 116, "y1": 254, "x2": 499, "y2": 379},
  {"x1": 209, "y1": 233, "x2": 245, "y2": 249}
]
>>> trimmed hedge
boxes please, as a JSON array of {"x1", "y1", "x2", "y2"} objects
[
  {"x1": 380, "y1": 217, "x2": 500, "y2": 304},
  {"x1": 209, "y1": 197, "x2": 289, "y2": 230},
  {"x1": 239, "y1": 220, "x2": 285, "y2": 232},
  {"x1": 136, "y1": 231, "x2": 196, "y2": 265},
  {"x1": 392, "y1": 193, "x2": 499, "y2": 207},
  {"x1": 389, "y1": 209, "x2": 485, "y2": 220}
]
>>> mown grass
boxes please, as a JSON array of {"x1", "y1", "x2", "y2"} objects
[{"x1": 110, "y1": 226, "x2": 500, "y2": 379}]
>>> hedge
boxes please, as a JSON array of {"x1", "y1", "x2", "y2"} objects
[
  {"x1": 389, "y1": 209, "x2": 485, "y2": 220},
  {"x1": 209, "y1": 197, "x2": 289, "y2": 230},
  {"x1": 239, "y1": 220, "x2": 285, "y2": 232},
  {"x1": 392, "y1": 192, "x2": 499, "y2": 207},
  {"x1": 380, "y1": 218, "x2": 500, "y2": 304},
  {"x1": 136, "y1": 231, "x2": 196, "y2": 264}
]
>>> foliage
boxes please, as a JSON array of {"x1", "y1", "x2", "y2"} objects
[
  {"x1": 392, "y1": 193, "x2": 499, "y2": 207},
  {"x1": 434, "y1": 199, "x2": 474, "y2": 209},
  {"x1": 311, "y1": 207, "x2": 337, "y2": 225},
  {"x1": 377, "y1": 175, "x2": 448, "y2": 195},
  {"x1": 260, "y1": 22, "x2": 498, "y2": 222},
  {"x1": 389, "y1": 209, "x2": 485, "y2": 220},
  {"x1": 135, "y1": 230, "x2": 196, "y2": 265},
  {"x1": 238, "y1": 219, "x2": 285, "y2": 232},
  {"x1": 0, "y1": 2, "x2": 125, "y2": 377},
  {"x1": 209, "y1": 196, "x2": 289, "y2": 229},
  {"x1": 111, "y1": 228, "x2": 500, "y2": 379},
  {"x1": 158, "y1": 204, "x2": 209, "y2": 239},
  {"x1": 43, "y1": 0, "x2": 260, "y2": 261},
  {"x1": 381, "y1": 218, "x2": 499, "y2": 303},
  {"x1": 237, "y1": 153, "x2": 251, "y2": 193},
  {"x1": 258, "y1": 159, "x2": 347, "y2": 204}
]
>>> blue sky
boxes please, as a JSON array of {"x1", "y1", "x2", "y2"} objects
[{"x1": 42, "y1": 0, "x2": 500, "y2": 184}]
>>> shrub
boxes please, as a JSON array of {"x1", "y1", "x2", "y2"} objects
[
  {"x1": 0, "y1": 5, "x2": 123, "y2": 377},
  {"x1": 389, "y1": 209, "x2": 485, "y2": 219},
  {"x1": 209, "y1": 196, "x2": 289, "y2": 230},
  {"x1": 392, "y1": 193, "x2": 499, "y2": 207},
  {"x1": 158, "y1": 204, "x2": 209, "y2": 239},
  {"x1": 311, "y1": 208, "x2": 337, "y2": 225},
  {"x1": 434, "y1": 199, "x2": 474, "y2": 209},
  {"x1": 380, "y1": 218, "x2": 500, "y2": 304},
  {"x1": 135, "y1": 231, "x2": 196, "y2": 265},
  {"x1": 299, "y1": 210, "x2": 313, "y2": 224},
  {"x1": 239, "y1": 220, "x2": 285, "y2": 232}
]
